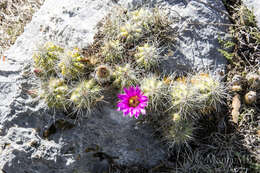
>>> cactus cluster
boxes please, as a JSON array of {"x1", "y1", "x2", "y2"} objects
[
  {"x1": 103, "y1": 7, "x2": 173, "y2": 43},
  {"x1": 157, "y1": 73, "x2": 227, "y2": 148},
  {"x1": 99, "y1": 6, "x2": 175, "y2": 69},
  {"x1": 31, "y1": 5, "x2": 229, "y2": 150},
  {"x1": 170, "y1": 73, "x2": 227, "y2": 117},
  {"x1": 104, "y1": 7, "x2": 153, "y2": 43},
  {"x1": 33, "y1": 42, "x2": 103, "y2": 115}
]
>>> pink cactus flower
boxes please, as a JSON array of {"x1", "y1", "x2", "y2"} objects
[{"x1": 117, "y1": 86, "x2": 148, "y2": 118}]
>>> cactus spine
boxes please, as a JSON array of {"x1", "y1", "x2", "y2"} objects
[
  {"x1": 141, "y1": 76, "x2": 171, "y2": 112},
  {"x1": 40, "y1": 77, "x2": 68, "y2": 109},
  {"x1": 112, "y1": 64, "x2": 138, "y2": 89},
  {"x1": 70, "y1": 79, "x2": 103, "y2": 114},
  {"x1": 135, "y1": 43, "x2": 159, "y2": 70}
]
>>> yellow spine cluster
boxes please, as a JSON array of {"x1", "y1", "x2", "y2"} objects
[
  {"x1": 112, "y1": 64, "x2": 138, "y2": 89},
  {"x1": 58, "y1": 48, "x2": 86, "y2": 79},
  {"x1": 141, "y1": 76, "x2": 170, "y2": 111},
  {"x1": 70, "y1": 79, "x2": 102, "y2": 113},
  {"x1": 41, "y1": 78, "x2": 68, "y2": 108},
  {"x1": 102, "y1": 40, "x2": 123, "y2": 62},
  {"x1": 135, "y1": 43, "x2": 159, "y2": 70}
]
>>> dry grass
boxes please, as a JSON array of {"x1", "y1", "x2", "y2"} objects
[
  {"x1": 0, "y1": 0, "x2": 44, "y2": 57},
  {"x1": 216, "y1": 0, "x2": 260, "y2": 172}
]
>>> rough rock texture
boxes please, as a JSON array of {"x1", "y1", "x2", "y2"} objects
[
  {"x1": 156, "y1": 0, "x2": 229, "y2": 74},
  {"x1": 0, "y1": 0, "x2": 230, "y2": 172},
  {"x1": 243, "y1": 0, "x2": 260, "y2": 28}
]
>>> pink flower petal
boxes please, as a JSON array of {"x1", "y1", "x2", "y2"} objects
[
  {"x1": 135, "y1": 109, "x2": 140, "y2": 116},
  {"x1": 135, "y1": 85, "x2": 140, "y2": 92},
  {"x1": 123, "y1": 88, "x2": 129, "y2": 95},
  {"x1": 123, "y1": 109, "x2": 129, "y2": 115},
  {"x1": 138, "y1": 102, "x2": 147, "y2": 108},
  {"x1": 129, "y1": 87, "x2": 135, "y2": 96},
  {"x1": 133, "y1": 109, "x2": 137, "y2": 115},
  {"x1": 139, "y1": 96, "x2": 148, "y2": 101},
  {"x1": 117, "y1": 103, "x2": 128, "y2": 110},
  {"x1": 141, "y1": 109, "x2": 146, "y2": 115},
  {"x1": 118, "y1": 94, "x2": 127, "y2": 100}
]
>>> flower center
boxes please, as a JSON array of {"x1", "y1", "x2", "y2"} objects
[{"x1": 128, "y1": 96, "x2": 140, "y2": 107}]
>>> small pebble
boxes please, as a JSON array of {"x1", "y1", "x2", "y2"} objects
[{"x1": 244, "y1": 91, "x2": 257, "y2": 105}]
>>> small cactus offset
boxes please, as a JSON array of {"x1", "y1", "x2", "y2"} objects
[
  {"x1": 70, "y1": 79, "x2": 103, "y2": 114},
  {"x1": 33, "y1": 42, "x2": 64, "y2": 76},
  {"x1": 94, "y1": 65, "x2": 112, "y2": 84},
  {"x1": 170, "y1": 77, "x2": 197, "y2": 117},
  {"x1": 112, "y1": 64, "x2": 139, "y2": 89},
  {"x1": 244, "y1": 91, "x2": 257, "y2": 105},
  {"x1": 190, "y1": 73, "x2": 227, "y2": 114},
  {"x1": 134, "y1": 43, "x2": 160, "y2": 70},
  {"x1": 246, "y1": 72, "x2": 260, "y2": 89},
  {"x1": 101, "y1": 40, "x2": 124, "y2": 63},
  {"x1": 130, "y1": 8, "x2": 153, "y2": 28},
  {"x1": 40, "y1": 77, "x2": 69, "y2": 108},
  {"x1": 58, "y1": 48, "x2": 89, "y2": 80},
  {"x1": 163, "y1": 112, "x2": 194, "y2": 148},
  {"x1": 140, "y1": 76, "x2": 171, "y2": 112},
  {"x1": 119, "y1": 22, "x2": 143, "y2": 43},
  {"x1": 170, "y1": 73, "x2": 227, "y2": 117}
]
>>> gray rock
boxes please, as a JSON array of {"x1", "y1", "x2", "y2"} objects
[
  {"x1": 0, "y1": 0, "x2": 230, "y2": 172},
  {"x1": 242, "y1": 0, "x2": 260, "y2": 28},
  {"x1": 163, "y1": 0, "x2": 229, "y2": 74}
]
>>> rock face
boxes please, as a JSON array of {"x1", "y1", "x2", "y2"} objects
[
  {"x1": 0, "y1": 0, "x2": 230, "y2": 172},
  {"x1": 243, "y1": 0, "x2": 260, "y2": 28}
]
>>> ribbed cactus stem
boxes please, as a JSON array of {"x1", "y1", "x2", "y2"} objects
[
  {"x1": 70, "y1": 79, "x2": 103, "y2": 114},
  {"x1": 112, "y1": 64, "x2": 138, "y2": 89},
  {"x1": 134, "y1": 43, "x2": 159, "y2": 70},
  {"x1": 164, "y1": 116, "x2": 194, "y2": 148},
  {"x1": 41, "y1": 77, "x2": 69, "y2": 108},
  {"x1": 141, "y1": 76, "x2": 170, "y2": 112}
]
